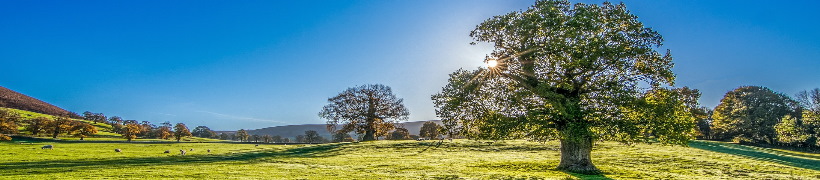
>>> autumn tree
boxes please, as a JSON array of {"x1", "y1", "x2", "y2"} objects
[
  {"x1": 173, "y1": 123, "x2": 192, "y2": 142},
  {"x1": 70, "y1": 121, "x2": 98, "y2": 140},
  {"x1": 121, "y1": 123, "x2": 141, "y2": 141},
  {"x1": 0, "y1": 109, "x2": 21, "y2": 141},
  {"x1": 192, "y1": 126, "x2": 217, "y2": 138},
  {"x1": 712, "y1": 86, "x2": 798, "y2": 144},
  {"x1": 153, "y1": 122, "x2": 174, "y2": 140},
  {"x1": 25, "y1": 116, "x2": 51, "y2": 136},
  {"x1": 432, "y1": 0, "x2": 696, "y2": 174},
  {"x1": 235, "y1": 129, "x2": 249, "y2": 142},
  {"x1": 47, "y1": 116, "x2": 74, "y2": 138},
  {"x1": 419, "y1": 121, "x2": 442, "y2": 140},
  {"x1": 320, "y1": 84, "x2": 410, "y2": 141},
  {"x1": 388, "y1": 128, "x2": 410, "y2": 140}
]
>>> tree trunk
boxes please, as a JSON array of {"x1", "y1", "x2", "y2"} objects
[
  {"x1": 363, "y1": 130, "x2": 376, "y2": 141},
  {"x1": 80, "y1": 136, "x2": 84, "y2": 140},
  {"x1": 557, "y1": 137, "x2": 600, "y2": 174}
]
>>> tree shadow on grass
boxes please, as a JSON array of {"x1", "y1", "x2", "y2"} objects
[
  {"x1": 690, "y1": 141, "x2": 820, "y2": 171},
  {"x1": 0, "y1": 142, "x2": 351, "y2": 176}
]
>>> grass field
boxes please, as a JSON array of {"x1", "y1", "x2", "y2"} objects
[{"x1": 1, "y1": 139, "x2": 818, "y2": 179}]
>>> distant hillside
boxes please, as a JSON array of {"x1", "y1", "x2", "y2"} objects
[
  {"x1": 0, "y1": 86, "x2": 79, "y2": 118},
  {"x1": 246, "y1": 120, "x2": 442, "y2": 139}
]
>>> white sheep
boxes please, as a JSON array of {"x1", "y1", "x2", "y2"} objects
[
  {"x1": 180, "y1": 149, "x2": 187, "y2": 155},
  {"x1": 41, "y1": 145, "x2": 53, "y2": 150},
  {"x1": 115, "y1": 149, "x2": 122, "y2": 152}
]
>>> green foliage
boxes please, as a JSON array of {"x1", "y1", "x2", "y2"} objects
[
  {"x1": 304, "y1": 130, "x2": 323, "y2": 144},
  {"x1": 332, "y1": 132, "x2": 353, "y2": 142},
  {"x1": 320, "y1": 84, "x2": 410, "y2": 141},
  {"x1": 419, "y1": 121, "x2": 441, "y2": 139},
  {"x1": 235, "y1": 129, "x2": 249, "y2": 142},
  {"x1": 711, "y1": 86, "x2": 798, "y2": 144},
  {"x1": 775, "y1": 115, "x2": 811, "y2": 146},
  {"x1": 433, "y1": 0, "x2": 692, "y2": 173},
  {"x1": 0, "y1": 140, "x2": 817, "y2": 179},
  {"x1": 191, "y1": 126, "x2": 216, "y2": 138},
  {"x1": 388, "y1": 128, "x2": 410, "y2": 140}
]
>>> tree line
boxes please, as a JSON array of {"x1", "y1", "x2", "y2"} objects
[{"x1": 696, "y1": 86, "x2": 819, "y2": 149}]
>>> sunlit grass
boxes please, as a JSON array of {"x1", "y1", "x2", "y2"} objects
[{"x1": 1, "y1": 139, "x2": 817, "y2": 179}]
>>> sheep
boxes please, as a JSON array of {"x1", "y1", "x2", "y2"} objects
[
  {"x1": 190, "y1": 148, "x2": 194, "y2": 151},
  {"x1": 207, "y1": 149, "x2": 211, "y2": 153},
  {"x1": 41, "y1": 145, "x2": 53, "y2": 150},
  {"x1": 114, "y1": 149, "x2": 122, "y2": 152},
  {"x1": 255, "y1": 144, "x2": 259, "y2": 147},
  {"x1": 163, "y1": 150, "x2": 170, "y2": 153},
  {"x1": 180, "y1": 149, "x2": 187, "y2": 155}
]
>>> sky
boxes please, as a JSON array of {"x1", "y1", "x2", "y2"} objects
[{"x1": 1, "y1": 0, "x2": 818, "y2": 131}]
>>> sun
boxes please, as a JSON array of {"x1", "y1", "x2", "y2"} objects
[{"x1": 486, "y1": 59, "x2": 498, "y2": 68}]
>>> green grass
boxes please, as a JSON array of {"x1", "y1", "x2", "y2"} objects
[{"x1": 1, "y1": 140, "x2": 817, "y2": 179}]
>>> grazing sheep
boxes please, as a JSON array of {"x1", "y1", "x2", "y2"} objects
[
  {"x1": 115, "y1": 149, "x2": 122, "y2": 152},
  {"x1": 41, "y1": 145, "x2": 53, "y2": 150},
  {"x1": 255, "y1": 144, "x2": 259, "y2": 147},
  {"x1": 163, "y1": 150, "x2": 170, "y2": 153},
  {"x1": 180, "y1": 149, "x2": 187, "y2": 155},
  {"x1": 190, "y1": 148, "x2": 194, "y2": 151},
  {"x1": 207, "y1": 149, "x2": 211, "y2": 153}
]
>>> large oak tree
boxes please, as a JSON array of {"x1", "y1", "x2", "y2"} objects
[
  {"x1": 432, "y1": 0, "x2": 696, "y2": 174},
  {"x1": 320, "y1": 84, "x2": 409, "y2": 141}
]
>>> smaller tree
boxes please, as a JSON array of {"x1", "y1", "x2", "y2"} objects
[
  {"x1": 332, "y1": 132, "x2": 354, "y2": 142},
  {"x1": 47, "y1": 116, "x2": 74, "y2": 138},
  {"x1": 295, "y1": 135, "x2": 305, "y2": 143},
  {"x1": 262, "y1": 135, "x2": 273, "y2": 143},
  {"x1": 174, "y1": 123, "x2": 192, "y2": 142},
  {"x1": 419, "y1": 121, "x2": 441, "y2": 140},
  {"x1": 388, "y1": 128, "x2": 410, "y2": 140},
  {"x1": 122, "y1": 123, "x2": 142, "y2": 141},
  {"x1": 251, "y1": 134, "x2": 261, "y2": 142},
  {"x1": 192, "y1": 126, "x2": 217, "y2": 138},
  {"x1": 272, "y1": 135, "x2": 283, "y2": 143},
  {"x1": 108, "y1": 116, "x2": 123, "y2": 125},
  {"x1": 235, "y1": 129, "x2": 249, "y2": 142},
  {"x1": 25, "y1": 117, "x2": 51, "y2": 136},
  {"x1": 219, "y1": 133, "x2": 229, "y2": 140},
  {"x1": 304, "y1": 130, "x2": 322, "y2": 144},
  {"x1": 0, "y1": 109, "x2": 21, "y2": 141},
  {"x1": 70, "y1": 122, "x2": 98, "y2": 140}
]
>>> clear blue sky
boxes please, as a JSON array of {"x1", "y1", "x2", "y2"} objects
[{"x1": 1, "y1": 0, "x2": 818, "y2": 131}]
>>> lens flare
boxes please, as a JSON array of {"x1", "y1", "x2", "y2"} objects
[{"x1": 486, "y1": 60, "x2": 498, "y2": 68}]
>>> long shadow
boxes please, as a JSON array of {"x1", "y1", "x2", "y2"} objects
[
  {"x1": 0, "y1": 142, "x2": 350, "y2": 176},
  {"x1": 690, "y1": 141, "x2": 820, "y2": 171}
]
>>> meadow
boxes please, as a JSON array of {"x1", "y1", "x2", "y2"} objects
[{"x1": 1, "y1": 139, "x2": 818, "y2": 179}]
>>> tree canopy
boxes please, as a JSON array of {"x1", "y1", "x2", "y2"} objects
[
  {"x1": 320, "y1": 84, "x2": 410, "y2": 141},
  {"x1": 173, "y1": 123, "x2": 192, "y2": 142},
  {"x1": 432, "y1": 0, "x2": 694, "y2": 174},
  {"x1": 711, "y1": 86, "x2": 798, "y2": 144}
]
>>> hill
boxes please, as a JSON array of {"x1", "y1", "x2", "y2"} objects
[
  {"x1": 0, "y1": 140, "x2": 817, "y2": 179},
  {"x1": 246, "y1": 120, "x2": 442, "y2": 139},
  {"x1": 0, "y1": 86, "x2": 79, "y2": 118}
]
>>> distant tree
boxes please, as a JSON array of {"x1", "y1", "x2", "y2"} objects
[
  {"x1": 281, "y1": 137, "x2": 290, "y2": 143},
  {"x1": 304, "y1": 130, "x2": 322, "y2": 144},
  {"x1": 262, "y1": 135, "x2": 272, "y2": 143},
  {"x1": 388, "y1": 128, "x2": 410, "y2": 140},
  {"x1": 70, "y1": 121, "x2": 98, "y2": 140},
  {"x1": 82, "y1": 111, "x2": 106, "y2": 124},
  {"x1": 796, "y1": 88, "x2": 820, "y2": 113},
  {"x1": 138, "y1": 121, "x2": 155, "y2": 137},
  {"x1": 272, "y1": 135, "x2": 283, "y2": 143},
  {"x1": 173, "y1": 123, "x2": 192, "y2": 142},
  {"x1": 295, "y1": 135, "x2": 305, "y2": 143},
  {"x1": 712, "y1": 86, "x2": 799, "y2": 144},
  {"x1": 694, "y1": 107, "x2": 713, "y2": 139},
  {"x1": 0, "y1": 109, "x2": 21, "y2": 141},
  {"x1": 320, "y1": 84, "x2": 410, "y2": 141},
  {"x1": 192, "y1": 126, "x2": 217, "y2": 138},
  {"x1": 251, "y1": 134, "x2": 261, "y2": 142},
  {"x1": 235, "y1": 129, "x2": 249, "y2": 142},
  {"x1": 25, "y1": 117, "x2": 51, "y2": 136},
  {"x1": 154, "y1": 126, "x2": 174, "y2": 140},
  {"x1": 332, "y1": 132, "x2": 354, "y2": 142},
  {"x1": 419, "y1": 121, "x2": 441, "y2": 139},
  {"x1": 229, "y1": 133, "x2": 237, "y2": 141},
  {"x1": 122, "y1": 123, "x2": 141, "y2": 141},
  {"x1": 108, "y1": 116, "x2": 123, "y2": 125},
  {"x1": 47, "y1": 116, "x2": 74, "y2": 138},
  {"x1": 219, "y1": 133, "x2": 229, "y2": 140}
]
